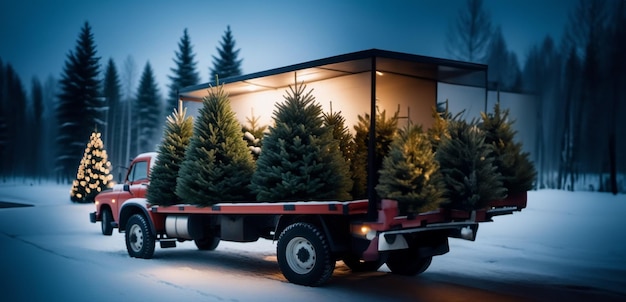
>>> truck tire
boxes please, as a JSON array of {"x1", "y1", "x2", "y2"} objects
[
  {"x1": 101, "y1": 208, "x2": 113, "y2": 236},
  {"x1": 125, "y1": 214, "x2": 155, "y2": 259},
  {"x1": 342, "y1": 254, "x2": 383, "y2": 272},
  {"x1": 194, "y1": 236, "x2": 220, "y2": 251},
  {"x1": 386, "y1": 249, "x2": 432, "y2": 276},
  {"x1": 277, "y1": 222, "x2": 335, "y2": 286}
]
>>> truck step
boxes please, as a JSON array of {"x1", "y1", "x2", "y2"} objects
[{"x1": 160, "y1": 240, "x2": 177, "y2": 248}]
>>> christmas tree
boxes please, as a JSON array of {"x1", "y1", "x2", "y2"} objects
[
  {"x1": 242, "y1": 109, "x2": 266, "y2": 160},
  {"x1": 480, "y1": 102, "x2": 536, "y2": 194},
  {"x1": 427, "y1": 103, "x2": 451, "y2": 151},
  {"x1": 322, "y1": 104, "x2": 354, "y2": 171},
  {"x1": 436, "y1": 120, "x2": 506, "y2": 211},
  {"x1": 146, "y1": 107, "x2": 193, "y2": 206},
  {"x1": 250, "y1": 82, "x2": 352, "y2": 201},
  {"x1": 376, "y1": 125, "x2": 445, "y2": 214},
  {"x1": 175, "y1": 80, "x2": 255, "y2": 205},
  {"x1": 70, "y1": 131, "x2": 113, "y2": 203},
  {"x1": 350, "y1": 109, "x2": 399, "y2": 199}
]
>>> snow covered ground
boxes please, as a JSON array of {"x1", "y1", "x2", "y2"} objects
[{"x1": 0, "y1": 181, "x2": 625, "y2": 301}]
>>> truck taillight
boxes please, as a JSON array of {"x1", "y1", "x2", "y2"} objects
[{"x1": 351, "y1": 224, "x2": 376, "y2": 240}]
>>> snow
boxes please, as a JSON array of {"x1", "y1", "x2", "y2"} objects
[{"x1": 0, "y1": 181, "x2": 625, "y2": 301}]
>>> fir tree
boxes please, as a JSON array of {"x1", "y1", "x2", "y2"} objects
[
  {"x1": 210, "y1": 25, "x2": 243, "y2": 79},
  {"x1": 70, "y1": 131, "x2": 113, "y2": 202},
  {"x1": 134, "y1": 62, "x2": 162, "y2": 153},
  {"x1": 167, "y1": 28, "x2": 200, "y2": 115},
  {"x1": 436, "y1": 120, "x2": 506, "y2": 210},
  {"x1": 427, "y1": 103, "x2": 452, "y2": 151},
  {"x1": 377, "y1": 125, "x2": 444, "y2": 214},
  {"x1": 242, "y1": 110, "x2": 266, "y2": 160},
  {"x1": 323, "y1": 104, "x2": 354, "y2": 165},
  {"x1": 147, "y1": 107, "x2": 193, "y2": 206},
  {"x1": 480, "y1": 103, "x2": 536, "y2": 194},
  {"x1": 250, "y1": 82, "x2": 352, "y2": 202},
  {"x1": 56, "y1": 21, "x2": 102, "y2": 182},
  {"x1": 350, "y1": 110, "x2": 399, "y2": 199},
  {"x1": 176, "y1": 80, "x2": 255, "y2": 205},
  {"x1": 102, "y1": 58, "x2": 122, "y2": 169}
]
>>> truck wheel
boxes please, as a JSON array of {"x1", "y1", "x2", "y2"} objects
[
  {"x1": 194, "y1": 235, "x2": 220, "y2": 251},
  {"x1": 277, "y1": 222, "x2": 335, "y2": 286},
  {"x1": 101, "y1": 208, "x2": 113, "y2": 236},
  {"x1": 342, "y1": 254, "x2": 383, "y2": 272},
  {"x1": 125, "y1": 214, "x2": 155, "y2": 259},
  {"x1": 386, "y1": 249, "x2": 432, "y2": 276}
]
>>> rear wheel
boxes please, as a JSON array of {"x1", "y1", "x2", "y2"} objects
[
  {"x1": 194, "y1": 235, "x2": 220, "y2": 251},
  {"x1": 386, "y1": 249, "x2": 432, "y2": 276},
  {"x1": 277, "y1": 222, "x2": 335, "y2": 286},
  {"x1": 125, "y1": 214, "x2": 155, "y2": 259},
  {"x1": 101, "y1": 208, "x2": 113, "y2": 236}
]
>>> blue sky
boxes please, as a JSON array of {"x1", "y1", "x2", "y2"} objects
[{"x1": 1, "y1": 0, "x2": 572, "y2": 96}]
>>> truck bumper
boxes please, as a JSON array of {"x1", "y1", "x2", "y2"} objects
[{"x1": 89, "y1": 211, "x2": 97, "y2": 223}]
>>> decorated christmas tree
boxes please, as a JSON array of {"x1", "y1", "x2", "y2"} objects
[
  {"x1": 376, "y1": 125, "x2": 445, "y2": 214},
  {"x1": 480, "y1": 102, "x2": 536, "y2": 195},
  {"x1": 350, "y1": 109, "x2": 399, "y2": 199},
  {"x1": 250, "y1": 81, "x2": 352, "y2": 201},
  {"x1": 436, "y1": 120, "x2": 506, "y2": 211},
  {"x1": 70, "y1": 131, "x2": 114, "y2": 203},
  {"x1": 175, "y1": 80, "x2": 255, "y2": 205},
  {"x1": 146, "y1": 107, "x2": 194, "y2": 206}
]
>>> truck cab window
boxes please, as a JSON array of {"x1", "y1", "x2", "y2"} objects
[{"x1": 128, "y1": 161, "x2": 148, "y2": 183}]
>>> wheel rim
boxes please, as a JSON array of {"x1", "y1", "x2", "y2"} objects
[
  {"x1": 129, "y1": 224, "x2": 143, "y2": 252},
  {"x1": 286, "y1": 236, "x2": 316, "y2": 274}
]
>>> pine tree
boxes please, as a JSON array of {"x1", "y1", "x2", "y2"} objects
[
  {"x1": 0, "y1": 62, "x2": 28, "y2": 178},
  {"x1": 242, "y1": 109, "x2": 266, "y2": 160},
  {"x1": 210, "y1": 25, "x2": 243, "y2": 79},
  {"x1": 323, "y1": 104, "x2": 354, "y2": 165},
  {"x1": 167, "y1": 28, "x2": 200, "y2": 115},
  {"x1": 436, "y1": 120, "x2": 506, "y2": 211},
  {"x1": 445, "y1": 0, "x2": 493, "y2": 63},
  {"x1": 102, "y1": 58, "x2": 122, "y2": 170},
  {"x1": 147, "y1": 107, "x2": 193, "y2": 206},
  {"x1": 427, "y1": 103, "x2": 451, "y2": 151},
  {"x1": 56, "y1": 22, "x2": 102, "y2": 182},
  {"x1": 376, "y1": 125, "x2": 444, "y2": 214},
  {"x1": 350, "y1": 110, "x2": 399, "y2": 199},
  {"x1": 176, "y1": 80, "x2": 255, "y2": 205},
  {"x1": 480, "y1": 103, "x2": 536, "y2": 194},
  {"x1": 70, "y1": 131, "x2": 113, "y2": 202},
  {"x1": 134, "y1": 62, "x2": 162, "y2": 153},
  {"x1": 250, "y1": 82, "x2": 352, "y2": 202}
]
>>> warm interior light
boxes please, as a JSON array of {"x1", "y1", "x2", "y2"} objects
[{"x1": 376, "y1": 71, "x2": 384, "y2": 76}]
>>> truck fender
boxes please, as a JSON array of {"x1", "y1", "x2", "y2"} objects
[
  {"x1": 118, "y1": 198, "x2": 155, "y2": 236},
  {"x1": 274, "y1": 215, "x2": 341, "y2": 253}
]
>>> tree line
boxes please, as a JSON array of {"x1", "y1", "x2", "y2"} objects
[
  {"x1": 0, "y1": 23, "x2": 242, "y2": 184},
  {"x1": 1, "y1": 0, "x2": 624, "y2": 193}
]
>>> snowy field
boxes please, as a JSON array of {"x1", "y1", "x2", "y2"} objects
[{"x1": 0, "y1": 181, "x2": 625, "y2": 301}]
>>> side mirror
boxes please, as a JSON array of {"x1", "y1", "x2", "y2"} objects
[{"x1": 123, "y1": 183, "x2": 130, "y2": 192}]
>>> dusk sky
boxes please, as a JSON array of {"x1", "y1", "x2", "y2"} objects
[{"x1": 1, "y1": 0, "x2": 573, "y2": 95}]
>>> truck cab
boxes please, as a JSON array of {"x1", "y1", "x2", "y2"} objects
[{"x1": 90, "y1": 152, "x2": 157, "y2": 235}]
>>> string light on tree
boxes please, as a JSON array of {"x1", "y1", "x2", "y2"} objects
[{"x1": 70, "y1": 130, "x2": 114, "y2": 203}]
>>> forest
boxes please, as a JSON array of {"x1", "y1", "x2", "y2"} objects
[{"x1": 0, "y1": 0, "x2": 624, "y2": 194}]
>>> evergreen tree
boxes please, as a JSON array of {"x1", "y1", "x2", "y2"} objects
[
  {"x1": 210, "y1": 25, "x2": 243, "y2": 79},
  {"x1": 250, "y1": 82, "x2": 352, "y2": 202},
  {"x1": 0, "y1": 62, "x2": 27, "y2": 178},
  {"x1": 56, "y1": 22, "x2": 102, "y2": 182},
  {"x1": 376, "y1": 125, "x2": 444, "y2": 214},
  {"x1": 480, "y1": 103, "x2": 536, "y2": 194},
  {"x1": 350, "y1": 110, "x2": 398, "y2": 199},
  {"x1": 70, "y1": 131, "x2": 113, "y2": 202},
  {"x1": 102, "y1": 58, "x2": 123, "y2": 169},
  {"x1": 176, "y1": 80, "x2": 255, "y2": 205},
  {"x1": 147, "y1": 107, "x2": 193, "y2": 206},
  {"x1": 427, "y1": 103, "x2": 452, "y2": 151},
  {"x1": 323, "y1": 104, "x2": 354, "y2": 165},
  {"x1": 167, "y1": 28, "x2": 200, "y2": 115},
  {"x1": 134, "y1": 62, "x2": 162, "y2": 154},
  {"x1": 31, "y1": 77, "x2": 44, "y2": 179},
  {"x1": 436, "y1": 120, "x2": 506, "y2": 211},
  {"x1": 242, "y1": 109, "x2": 266, "y2": 160},
  {"x1": 445, "y1": 0, "x2": 493, "y2": 63}
]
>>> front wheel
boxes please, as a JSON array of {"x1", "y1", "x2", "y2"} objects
[
  {"x1": 101, "y1": 208, "x2": 113, "y2": 236},
  {"x1": 125, "y1": 214, "x2": 155, "y2": 259},
  {"x1": 277, "y1": 222, "x2": 335, "y2": 286}
]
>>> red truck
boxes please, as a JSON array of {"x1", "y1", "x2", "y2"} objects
[{"x1": 90, "y1": 152, "x2": 526, "y2": 286}]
